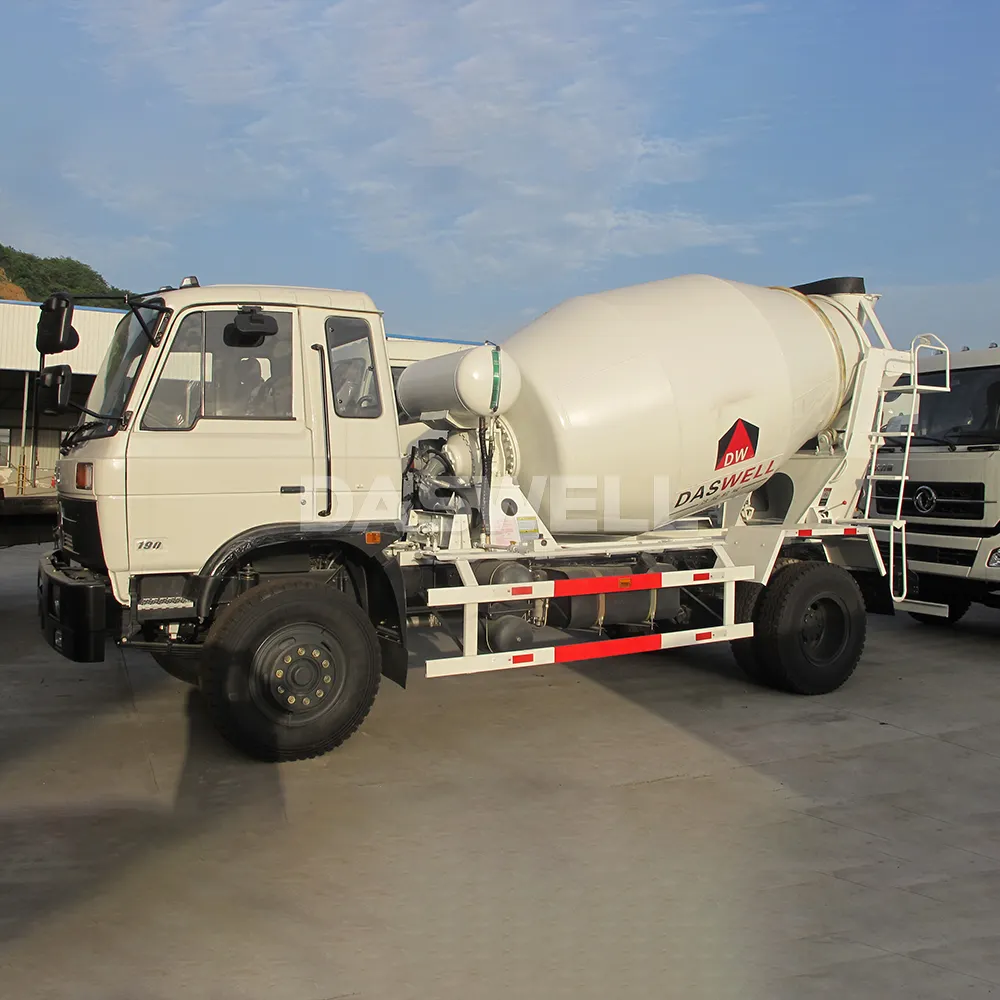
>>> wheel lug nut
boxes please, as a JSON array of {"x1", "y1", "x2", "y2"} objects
[
  {"x1": 316, "y1": 689, "x2": 324, "y2": 698},
  {"x1": 303, "y1": 697, "x2": 311, "y2": 706},
  {"x1": 275, "y1": 668, "x2": 284, "y2": 679},
  {"x1": 312, "y1": 649, "x2": 320, "y2": 658},
  {"x1": 287, "y1": 695, "x2": 296, "y2": 705},
  {"x1": 284, "y1": 655, "x2": 292, "y2": 664},
  {"x1": 323, "y1": 675, "x2": 332, "y2": 684},
  {"x1": 322, "y1": 660, "x2": 330, "y2": 668},
  {"x1": 278, "y1": 686, "x2": 285, "y2": 694},
  {"x1": 297, "y1": 647, "x2": 305, "y2": 656}
]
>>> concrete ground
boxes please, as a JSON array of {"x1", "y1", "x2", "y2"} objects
[{"x1": 1, "y1": 543, "x2": 999, "y2": 1000}]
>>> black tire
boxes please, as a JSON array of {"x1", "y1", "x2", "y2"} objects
[
  {"x1": 909, "y1": 597, "x2": 971, "y2": 627},
  {"x1": 751, "y1": 560, "x2": 867, "y2": 695},
  {"x1": 150, "y1": 650, "x2": 201, "y2": 686},
  {"x1": 730, "y1": 580, "x2": 775, "y2": 685},
  {"x1": 200, "y1": 578, "x2": 382, "y2": 762}
]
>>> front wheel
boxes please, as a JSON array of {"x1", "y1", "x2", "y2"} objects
[
  {"x1": 150, "y1": 650, "x2": 200, "y2": 686},
  {"x1": 740, "y1": 561, "x2": 867, "y2": 695},
  {"x1": 909, "y1": 597, "x2": 971, "y2": 627},
  {"x1": 200, "y1": 578, "x2": 382, "y2": 762}
]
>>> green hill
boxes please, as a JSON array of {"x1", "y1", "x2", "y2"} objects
[{"x1": 0, "y1": 243, "x2": 128, "y2": 304}]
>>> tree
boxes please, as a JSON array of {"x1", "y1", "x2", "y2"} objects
[{"x1": 0, "y1": 243, "x2": 129, "y2": 304}]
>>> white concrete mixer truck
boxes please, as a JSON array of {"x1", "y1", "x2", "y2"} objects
[{"x1": 32, "y1": 273, "x2": 948, "y2": 761}]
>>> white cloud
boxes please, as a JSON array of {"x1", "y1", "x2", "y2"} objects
[{"x1": 61, "y1": 0, "x2": 861, "y2": 286}]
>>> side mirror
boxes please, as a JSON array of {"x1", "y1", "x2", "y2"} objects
[
  {"x1": 37, "y1": 365, "x2": 74, "y2": 415},
  {"x1": 36, "y1": 293, "x2": 80, "y2": 355},
  {"x1": 224, "y1": 306, "x2": 279, "y2": 348}
]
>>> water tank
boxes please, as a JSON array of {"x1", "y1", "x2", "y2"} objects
[
  {"x1": 396, "y1": 343, "x2": 522, "y2": 428},
  {"x1": 498, "y1": 274, "x2": 869, "y2": 535}
]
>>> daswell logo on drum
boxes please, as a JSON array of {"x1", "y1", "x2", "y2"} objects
[{"x1": 716, "y1": 419, "x2": 760, "y2": 470}]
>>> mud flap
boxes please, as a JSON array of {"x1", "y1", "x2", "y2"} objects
[{"x1": 849, "y1": 569, "x2": 896, "y2": 616}]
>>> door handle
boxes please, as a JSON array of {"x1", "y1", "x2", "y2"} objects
[{"x1": 280, "y1": 485, "x2": 305, "y2": 494}]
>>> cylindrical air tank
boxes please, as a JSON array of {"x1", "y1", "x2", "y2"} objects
[
  {"x1": 495, "y1": 274, "x2": 869, "y2": 534},
  {"x1": 396, "y1": 342, "x2": 522, "y2": 429}
]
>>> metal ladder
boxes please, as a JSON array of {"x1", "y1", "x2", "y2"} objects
[{"x1": 856, "y1": 333, "x2": 950, "y2": 600}]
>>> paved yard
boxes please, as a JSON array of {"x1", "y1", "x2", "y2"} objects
[{"x1": 1, "y1": 542, "x2": 999, "y2": 999}]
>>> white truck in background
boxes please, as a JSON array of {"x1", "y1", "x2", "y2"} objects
[
  {"x1": 869, "y1": 344, "x2": 1000, "y2": 624},
  {"x1": 33, "y1": 273, "x2": 947, "y2": 762}
]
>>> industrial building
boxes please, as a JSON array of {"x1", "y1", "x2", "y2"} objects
[{"x1": 0, "y1": 298, "x2": 125, "y2": 491}]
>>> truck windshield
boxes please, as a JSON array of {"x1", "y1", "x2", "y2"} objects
[
  {"x1": 79, "y1": 303, "x2": 167, "y2": 438},
  {"x1": 882, "y1": 365, "x2": 1000, "y2": 444}
]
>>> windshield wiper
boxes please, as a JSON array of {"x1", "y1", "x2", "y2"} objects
[
  {"x1": 885, "y1": 434, "x2": 956, "y2": 451},
  {"x1": 60, "y1": 410, "x2": 123, "y2": 454}
]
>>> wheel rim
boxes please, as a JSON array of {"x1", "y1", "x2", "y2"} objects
[
  {"x1": 249, "y1": 623, "x2": 349, "y2": 727},
  {"x1": 797, "y1": 593, "x2": 850, "y2": 665}
]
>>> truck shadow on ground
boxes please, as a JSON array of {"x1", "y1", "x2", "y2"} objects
[
  {"x1": 560, "y1": 606, "x2": 1000, "y2": 773},
  {"x1": 0, "y1": 689, "x2": 285, "y2": 945}
]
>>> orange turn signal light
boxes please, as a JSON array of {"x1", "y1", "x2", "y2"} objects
[
  {"x1": 365, "y1": 531, "x2": 381, "y2": 545},
  {"x1": 76, "y1": 462, "x2": 93, "y2": 490}
]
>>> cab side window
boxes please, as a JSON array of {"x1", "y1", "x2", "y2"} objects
[
  {"x1": 206, "y1": 310, "x2": 294, "y2": 420},
  {"x1": 141, "y1": 309, "x2": 295, "y2": 430},
  {"x1": 325, "y1": 315, "x2": 382, "y2": 419}
]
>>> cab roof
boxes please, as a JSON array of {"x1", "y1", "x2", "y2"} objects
[
  {"x1": 918, "y1": 345, "x2": 1000, "y2": 373},
  {"x1": 146, "y1": 283, "x2": 380, "y2": 315}
]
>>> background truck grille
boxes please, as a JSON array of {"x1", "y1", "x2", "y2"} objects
[
  {"x1": 874, "y1": 481, "x2": 986, "y2": 520},
  {"x1": 877, "y1": 539, "x2": 977, "y2": 567}
]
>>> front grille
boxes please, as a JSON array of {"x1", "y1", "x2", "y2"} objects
[
  {"x1": 874, "y1": 480, "x2": 986, "y2": 520},
  {"x1": 877, "y1": 539, "x2": 977, "y2": 568},
  {"x1": 59, "y1": 498, "x2": 106, "y2": 571}
]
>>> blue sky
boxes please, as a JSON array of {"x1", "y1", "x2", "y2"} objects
[{"x1": 2, "y1": 0, "x2": 998, "y2": 346}]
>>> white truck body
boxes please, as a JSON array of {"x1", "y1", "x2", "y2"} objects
[{"x1": 34, "y1": 273, "x2": 947, "y2": 761}]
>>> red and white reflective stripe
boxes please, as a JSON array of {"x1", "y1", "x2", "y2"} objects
[
  {"x1": 426, "y1": 565, "x2": 753, "y2": 609},
  {"x1": 425, "y1": 622, "x2": 756, "y2": 678},
  {"x1": 796, "y1": 526, "x2": 861, "y2": 537}
]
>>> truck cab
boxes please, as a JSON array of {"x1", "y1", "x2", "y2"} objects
[
  {"x1": 873, "y1": 345, "x2": 1000, "y2": 623},
  {"x1": 48, "y1": 284, "x2": 405, "y2": 598}
]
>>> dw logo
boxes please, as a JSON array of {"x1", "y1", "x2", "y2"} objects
[{"x1": 716, "y1": 418, "x2": 760, "y2": 471}]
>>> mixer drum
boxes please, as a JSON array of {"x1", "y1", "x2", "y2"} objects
[{"x1": 498, "y1": 274, "x2": 867, "y2": 534}]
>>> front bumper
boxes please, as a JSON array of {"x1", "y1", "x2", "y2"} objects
[{"x1": 37, "y1": 550, "x2": 109, "y2": 662}]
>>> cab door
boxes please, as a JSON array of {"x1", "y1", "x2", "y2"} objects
[
  {"x1": 300, "y1": 307, "x2": 402, "y2": 528},
  {"x1": 125, "y1": 305, "x2": 316, "y2": 574}
]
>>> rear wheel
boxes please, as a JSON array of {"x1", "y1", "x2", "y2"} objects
[
  {"x1": 730, "y1": 581, "x2": 774, "y2": 685},
  {"x1": 734, "y1": 561, "x2": 867, "y2": 695},
  {"x1": 200, "y1": 578, "x2": 382, "y2": 762}
]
